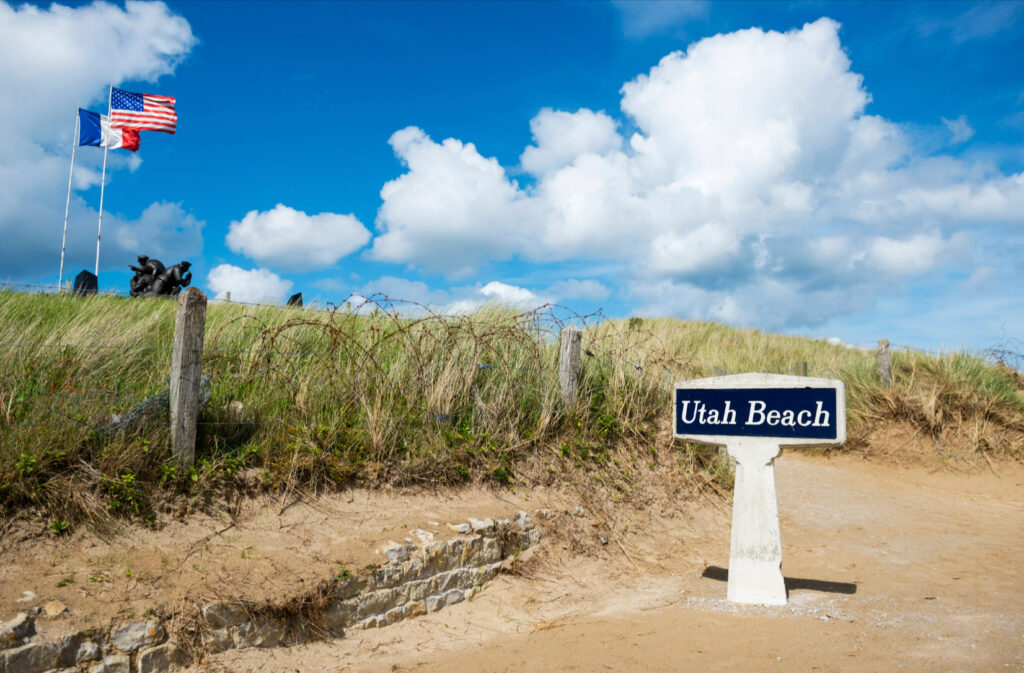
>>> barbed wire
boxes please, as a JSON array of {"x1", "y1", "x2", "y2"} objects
[
  {"x1": 6, "y1": 282, "x2": 1015, "y2": 436},
  {"x1": 1, "y1": 282, "x2": 581, "y2": 329}
]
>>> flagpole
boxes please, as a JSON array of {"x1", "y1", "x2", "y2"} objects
[
  {"x1": 95, "y1": 83, "x2": 112, "y2": 278},
  {"x1": 60, "y1": 107, "x2": 79, "y2": 291}
]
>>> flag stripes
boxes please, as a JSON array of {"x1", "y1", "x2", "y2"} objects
[{"x1": 110, "y1": 87, "x2": 178, "y2": 134}]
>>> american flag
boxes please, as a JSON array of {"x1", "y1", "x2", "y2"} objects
[{"x1": 110, "y1": 87, "x2": 177, "y2": 134}]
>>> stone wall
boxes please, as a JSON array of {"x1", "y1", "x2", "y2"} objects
[{"x1": 0, "y1": 512, "x2": 543, "y2": 673}]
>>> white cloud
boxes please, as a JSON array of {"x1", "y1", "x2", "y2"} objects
[
  {"x1": 647, "y1": 224, "x2": 742, "y2": 277},
  {"x1": 964, "y1": 266, "x2": 996, "y2": 292},
  {"x1": 369, "y1": 127, "x2": 538, "y2": 276},
  {"x1": 613, "y1": 0, "x2": 708, "y2": 38},
  {"x1": 358, "y1": 275, "x2": 452, "y2": 309},
  {"x1": 430, "y1": 280, "x2": 549, "y2": 316},
  {"x1": 205, "y1": 264, "x2": 293, "y2": 304},
  {"x1": 307, "y1": 275, "x2": 555, "y2": 317},
  {"x1": 547, "y1": 278, "x2": 610, "y2": 301},
  {"x1": 868, "y1": 232, "x2": 963, "y2": 276},
  {"x1": 368, "y1": 18, "x2": 1024, "y2": 329},
  {"x1": 113, "y1": 202, "x2": 203, "y2": 261},
  {"x1": 0, "y1": 1, "x2": 194, "y2": 143},
  {"x1": 520, "y1": 108, "x2": 622, "y2": 176},
  {"x1": 945, "y1": 3, "x2": 1024, "y2": 43},
  {"x1": 941, "y1": 115, "x2": 975, "y2": 145},
  {"x1": 226, "y1": 203, "x2": 370, "y2": 270},
  {"x1": 479, "y1": 281, "x2": 542, "y2": 305},
  {"x1": 0, "y1": 0, "x2": 197, "y2": 280}
]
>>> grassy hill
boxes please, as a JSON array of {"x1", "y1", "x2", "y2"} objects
[{"x1": 1, "y1": 290, "x2": 1021, "y2": 528}]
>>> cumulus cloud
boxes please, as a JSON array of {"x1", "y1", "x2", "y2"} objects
[
  {"x1": 369, "y1": 127, "x2": 540, "y2": 277},
  {"x1": 547, "y1": 278, "x2": 610, "y2": 301},
  {"x1": 307, "y1": 275, "x2": 552, "y2": 317},
  {"x1": 520, "y1": 108, "x2": 622, "y2": 176},
  {"x1": 206, "y1": 264, "x2": 293, "y2": 304},
  {"x1": 0, "y1": 1, "x2": 197, "y2": 280},
  {"x1": 226, "y1": 203, "x2": 371, "y2": 270},
  {"x1": 444, "y1": 281, "x2": 548, "y2": 314},
  {"x1": 369, "y1": 18, "x2": 1024, "y2": 328},
  {"x1": 479, "y1": 281, "x2": 543, "y2": 305},
  {"x1": 868, "y1": 232, "x2": 963, "y2": 276},
  {"x1": 356, "y1": 275, "x2": 452, "y2": 309},
  {"x1": 941, "y1": 115, "x2": 975, "y2": 145},
  {"x1": 113, "y1": 202, "x2": 204, "y2": 261}
]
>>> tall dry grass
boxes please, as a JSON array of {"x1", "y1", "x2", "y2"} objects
[{"x1": 1, "y1": 290, "x2": 1020, "y2": 527}]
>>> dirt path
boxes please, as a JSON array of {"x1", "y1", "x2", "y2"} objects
[{"x1": 203, "y1": 454, "x2": 1024, "y2": 673}]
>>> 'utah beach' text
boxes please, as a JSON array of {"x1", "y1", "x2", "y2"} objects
[{"x1": 678, "y1": 400, "x2": 830, "y2": 428}]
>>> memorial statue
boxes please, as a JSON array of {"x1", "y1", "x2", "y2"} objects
[
  {"x1": 129, "y1": 255, "x2": 165, "y2": 296},
  {"x1": 128, "y1": 256, "x2": 192, "y2": 297}
]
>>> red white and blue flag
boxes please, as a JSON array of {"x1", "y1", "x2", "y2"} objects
[
  {"x1": 110, "y1": 87, "x2": 177, "y2": 134},
  {"x1": 78, "y1": 108, "x2": 140, "y2": 151}
]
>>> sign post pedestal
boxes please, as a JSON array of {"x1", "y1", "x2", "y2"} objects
[
  {"x1": 726, "y1": 439, "x2": 785, "y2": 605},
  {"x1": 673, "y1": 373, "x2": 846, "y2": 606}
]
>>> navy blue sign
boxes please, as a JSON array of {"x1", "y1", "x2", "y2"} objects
[{"x1": 675, "y1": 387, "x2": 838, "y2": 440}]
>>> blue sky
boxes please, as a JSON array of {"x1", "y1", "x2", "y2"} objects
[{"x1": 2, "y1": 0, "x2": 1023, "y2": 352}]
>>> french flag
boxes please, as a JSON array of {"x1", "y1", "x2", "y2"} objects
[{"x1": 78, "y1": 108, "x2": 140, "y2": 152}]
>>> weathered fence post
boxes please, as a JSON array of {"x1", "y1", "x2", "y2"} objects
[
  {"x1": 558, "y1": 326, "x2": 582, "y2": 403},
  {"x1": 877, "y1": 339, "x2": 892, "y2": 387},
  {"x1": 170, "y1": 287, "x2": 207, "y2": 467}
]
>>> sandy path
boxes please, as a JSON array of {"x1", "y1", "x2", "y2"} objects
[{"x1": 205, "y1": 454, "x2": 1024, "y2": 672}]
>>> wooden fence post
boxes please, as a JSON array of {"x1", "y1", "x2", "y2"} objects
[
  {"x1": 877, "y1": 339, "x2": 892, "y2": 387},
  {"x1": 170, "y1": 287, "x2": 207, "y2": 467},
  {"x1": 558, "y1": 326, "x2": 582, "y2": 403}
]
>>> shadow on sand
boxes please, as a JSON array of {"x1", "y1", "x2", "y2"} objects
[{"x1": 701, "y1": 565, "x2": 857, "y2": 596}]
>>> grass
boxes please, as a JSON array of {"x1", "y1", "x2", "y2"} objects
[{"x1": 0, "y1": 289, "x2": 1021, "y2": 526}]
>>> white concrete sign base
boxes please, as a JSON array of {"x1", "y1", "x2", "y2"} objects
[
  {"x1": 673, "y1": 373, "x2": 846, "y2": 608},
  {"x1": 726, "y1": 440, "x2": 786, "y2": 605}
]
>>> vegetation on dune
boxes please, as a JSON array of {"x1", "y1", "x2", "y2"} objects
[{"x1": 0, "y1": 290, "x2": 1021, "y2": 528}]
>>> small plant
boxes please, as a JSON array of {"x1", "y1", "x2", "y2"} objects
[
  {"x1": 158, "y1": 463, "x2": 177, "y2": 484},
  {"x1": 107, "y1": 471, "x2": 145, "y2": 516},
  {"x1": 56, "y1": 574, "x2": 74, "y2": 588},
  {"x1": 49, "y1": 519, "x2": 70, "y2": 535},
  {"x1": 333, "y1": 563, "x2": 352, "y2": 582},
  {"x1": 14, "y1": 452, "x2": 36, "y2": 476},
  {"x1": 89, "y1": 572, "x2": 108, "y2": 584}
]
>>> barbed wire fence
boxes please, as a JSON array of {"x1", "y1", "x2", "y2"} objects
[{"x1": 1, "y1": 283, "x2": 1017, "y2": 465}]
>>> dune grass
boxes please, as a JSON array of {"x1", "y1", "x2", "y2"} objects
[{"x1": 1, "y1": 290, "x2": 1021, "y2": 528}]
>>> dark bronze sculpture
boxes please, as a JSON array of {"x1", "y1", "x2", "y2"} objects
[
  {"x1": 129, "y1": 256, "x2": 192, "y2": 296},
  {"x1": 129, "y1": 255, "x2": 163, "y2": 296}
]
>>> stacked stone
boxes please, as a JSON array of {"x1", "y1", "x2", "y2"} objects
[
  {"x1": 201, "y1": 513, "x2": 542, "y2": 651},
  {"x1": 0, "y1": 512, "x2": 542, "y2": 673},
  {"x1": 0, "y1": 614, "x2": 180, "y2": 673}
]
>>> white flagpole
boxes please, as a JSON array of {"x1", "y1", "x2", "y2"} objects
[
  {"x1": 59, "y1": 107, "x2": 79, "y2": 290},
  {"x1": 95, "y1": 84, "x2": 112, "y2": 278}
]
